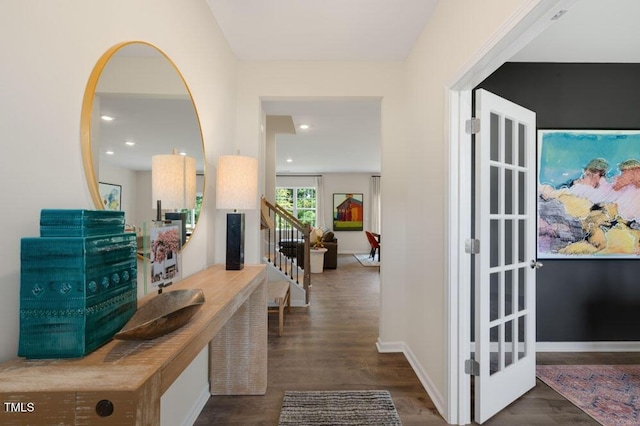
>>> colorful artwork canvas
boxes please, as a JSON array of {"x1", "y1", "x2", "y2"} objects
[
  {"x1": 99, "y1": 182, "x2": 122, "y2": 211},
  {"x1": 333, "y1": 193, "x2": 364, "y2": 231},
  {"x1": 538, "y1": 130, "x2": 640, "y2": 258}
]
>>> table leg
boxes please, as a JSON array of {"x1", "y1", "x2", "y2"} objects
[{"x1": 209, "y1": 278, "x2": 267, "y2": 395}]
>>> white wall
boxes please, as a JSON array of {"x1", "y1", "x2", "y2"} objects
[
  {"x1": 136, "y1": 171, "x2": 155, "y2": 225},
  {"x1": 1, "y1": 0, "x2": 540, "y2": 422},
  {"x1": 237, "y1": 62, "x2": 408, "y2": 344},
  {"x1": 242, "y1": 1, "x2": 533, "y2": 421},
  {"x1": 277, "y1": 173, "x2": 374, "y2": 254},
  {"x1": 0, "y1": 0, "x2": 237, "y2": 423},
  {"x1": 323, "y1": 173, "x2": 374, "y2": 254},
  {"x1": 402, "y1": 0, "x2": 530, "y2": 418},
  {"x1": 99, "y1": 162, "x2": 138, "y2": 225}
]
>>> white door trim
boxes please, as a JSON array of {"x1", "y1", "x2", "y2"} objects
[
  {"x1": 445, "y1": 1, "x2": 577, "y2": 424},
  {"x1": 445, "y1": 87, "x2": 472, "y2": 425}
]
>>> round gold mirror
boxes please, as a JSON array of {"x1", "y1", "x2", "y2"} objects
[{"x1": 80, "y1": 42, "x2": 204, "y2": 250}]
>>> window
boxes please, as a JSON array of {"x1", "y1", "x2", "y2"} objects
[
  {"x1": 180, "y1": 194, "x2": 203, "y2": 230},
  {"x1": 276, "y1": 187, "x2": 316, "y2": 227}
]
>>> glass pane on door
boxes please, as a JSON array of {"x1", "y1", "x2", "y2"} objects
[
  {"x1": 490, "y1": 324, "x2": 501, "y2": 376},
  {"x1": 518, "y1": 315, "x2": 526, "y2": 360}
]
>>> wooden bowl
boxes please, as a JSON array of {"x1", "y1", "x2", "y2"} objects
[{"x1": 114, "y1": 289, "x2": 205, "y2": 340}]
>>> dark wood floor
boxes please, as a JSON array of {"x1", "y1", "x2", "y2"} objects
[{"x1": 194, "y1": 255, "x2": 640, "y2": 425}]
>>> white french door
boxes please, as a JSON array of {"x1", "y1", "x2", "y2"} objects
[{"x1": 474, "y1": 89, "x2": 538, "y2": 423}]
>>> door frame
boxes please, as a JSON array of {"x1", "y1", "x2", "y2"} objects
[{"x1": 444, "y1": 1, "x2": 576, "y2": 423}]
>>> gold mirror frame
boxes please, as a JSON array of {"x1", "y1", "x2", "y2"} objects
[{"x1": 80, "y1": 41, "x2": 205, "y2": 250}]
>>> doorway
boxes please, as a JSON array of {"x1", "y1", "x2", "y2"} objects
[
  {"x1": 261, "y1": 97, "x2": 383, "y2": 257},
  {"x1": 446, "y1": 1, "x2": 572, "y2": 424}
]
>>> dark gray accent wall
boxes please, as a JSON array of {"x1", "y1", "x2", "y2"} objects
[{"x1": 477, "y1": 63, "x2": 640, "y2": 341}]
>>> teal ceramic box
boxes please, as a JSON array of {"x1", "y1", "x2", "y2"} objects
[
  {"x1": 19, "y1": 233, "x2": 137, "y2": 359},
  {"x1": 40, "y1": 209, "x2": 125, "y2": 237}
]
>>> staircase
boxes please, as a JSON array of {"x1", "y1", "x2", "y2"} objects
[{"x1": 261, "y1": 198, "x2": 311, "y2": 306}]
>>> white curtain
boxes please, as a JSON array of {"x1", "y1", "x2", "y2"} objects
[
  {"x1": 315, "y1": 175, "x2": 326, "y2": 229},
  {"x1": 371, "y1": 176, "x2": 381, "y2": 233}
]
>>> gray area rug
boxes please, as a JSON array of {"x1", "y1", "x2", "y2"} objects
[
  {"x1": 354, "y1": 253, "x2": 380, "y2": 267},
  {"x1": 279, "y1": 390, "x2": 402, "y2": 425}
]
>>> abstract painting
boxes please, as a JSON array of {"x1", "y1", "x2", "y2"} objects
[
  {"x1": 538, "y1": 130, "x2": 640, "y2": 258},
  {"x1": 99, "y1": 182, "x2": 121, "y2": 211}
]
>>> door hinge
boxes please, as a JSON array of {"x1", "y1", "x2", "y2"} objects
[
  {"x1": 465, "y1": 239, "x2": 480, "y2": 254},
  {"x1": 465, "y1": 118, "x2": 480, "y2": 134},
  {"x1": 465, "y1": 359, "x2": 480, "y2": 376}
]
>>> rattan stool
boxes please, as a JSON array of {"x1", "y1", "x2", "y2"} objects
[{"x1": 267, "y1": 281, "x2": 290, "y2": 336}]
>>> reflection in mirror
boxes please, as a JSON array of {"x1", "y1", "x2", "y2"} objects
[{"x1": 81, "y1": 42, "x2": 204, "y2": 250}]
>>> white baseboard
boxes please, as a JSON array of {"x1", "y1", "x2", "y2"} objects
[
  {"x1": 181, "y1": 384, "x2": 210, "y2": 426},
  {"x1": 376, "y1": 338, "x2": 446, "y2": 420},
  {"x1": 375, "y1": 338, "x2": 640, "y2": 426},
  {"x1": 537, "y1": 341, "x2": 640, "y2": 352},
  {"x1": 376, "y1": 339, "x2": 405, "y2": 353}
]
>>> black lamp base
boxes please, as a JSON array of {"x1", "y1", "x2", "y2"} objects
[{"x1": 226, "y1": 212, "x2": 245, "y2": 270}]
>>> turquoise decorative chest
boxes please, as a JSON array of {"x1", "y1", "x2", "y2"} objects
[
  {"x1": 19, "y1": 210, "x2": 137, "y2": 359},
  {"x1": 39, "y1": 209, "x2": 125, "y2": 237}
]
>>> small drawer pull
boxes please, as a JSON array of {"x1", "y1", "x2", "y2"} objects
[{"x1": 96, "y1": 399, "x2": 114, "y2": 417}]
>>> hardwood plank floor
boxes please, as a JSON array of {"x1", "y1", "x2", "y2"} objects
[{"x1": 194, "y1": 254, "x2": 640, "y2": 425}]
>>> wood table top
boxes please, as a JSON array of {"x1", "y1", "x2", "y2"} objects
[{"x1": 0, "y1": 264, "x2": 266, "y2": 395}]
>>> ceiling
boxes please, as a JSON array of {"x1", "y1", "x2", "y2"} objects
[
  {"x1": 102, "y1": 1, "x2": 640, "y2": 175},
  {"x1": 205, "y1": 0, "x2": 439, "y2": 174},
  {"x1": 205, "y1": 0, "x2": 439, "y2": 61},
  {"x1": 512, "y1": 0, "x2": 640, "y2": 63},
  {"x1": 205, "y1": 0, "x2": 439, "y2": 175},
  {"x1": 206, "y1": 0, "x2": 640, "y2": 175},
  {"x1": 263, "y1": 99, "x2": 382, "y2": 174},
  {"x1": 99, "y1": 95, "x2": 203, "y2": 172}
]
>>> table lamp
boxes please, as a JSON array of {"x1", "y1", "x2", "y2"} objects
[
  {"x1": 152, "y1": 149, "x2": 196, "y2": 223},
  {"x1": 216, "y1": 155, "x2": 258, "y2": 270}
]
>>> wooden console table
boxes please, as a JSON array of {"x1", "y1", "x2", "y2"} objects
[{"x1": 0, "y1": 264, "x2": 267, "y2": 425}]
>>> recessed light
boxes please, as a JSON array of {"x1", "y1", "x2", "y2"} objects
[
  {"x1": 101, "y1": 115, "x2": 114, "y2": 121},
  {"x1": 105, "y1": 150, "x2": 114, "y2": 155},
  {"x1": 179, "y1": 151, "x2": 187, "y2": 156},
  {"x1": 286, "y1": 157, "x2": 293, "y2": 163},
  {"x1": 299, "y1": 124, "x2": 309, "y2": 130},
  {"x1": 125, "y1": 141, "x2": 135, "y2": 146}
]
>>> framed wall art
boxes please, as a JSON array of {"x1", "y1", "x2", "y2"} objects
[
  {"x1": 333, "y1": 193, "x2": 364, "y2": 231},
  {"x1": 537, "y1": 129, "x2": 640, "y2": 258},
  {"x1": 143, "y1": 221, "x2": 182, "y2": 294},
  {"x1": 98, "y1": 182, "x2": 122, "y2": 211}
]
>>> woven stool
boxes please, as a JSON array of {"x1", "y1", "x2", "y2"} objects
[{"x1": 267, "y1": 281, "x2": 290, "y2": 336}]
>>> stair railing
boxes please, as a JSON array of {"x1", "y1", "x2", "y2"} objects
[{"x1": 262, "y1": 197, "x2": 311, "y2": 304}]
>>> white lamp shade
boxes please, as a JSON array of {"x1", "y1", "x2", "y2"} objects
[
  {"x1": 152, "y1": 154, "x2": 196, "y2": 210},
  {"x1": 216, "y1": 155, "x2": 258, "y2": 210}
]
